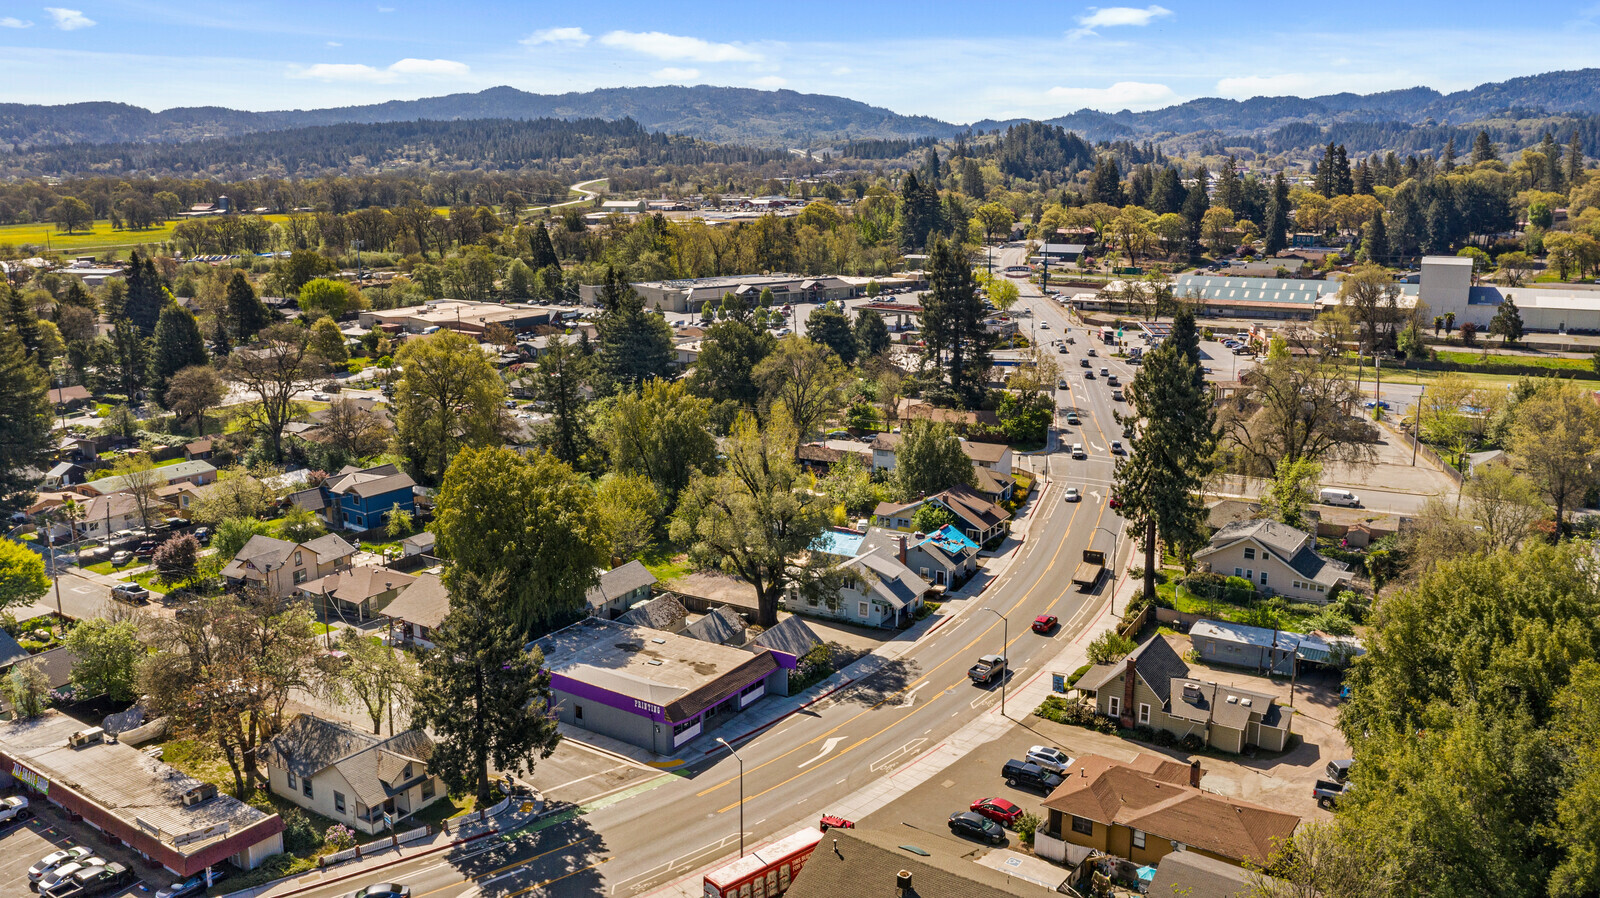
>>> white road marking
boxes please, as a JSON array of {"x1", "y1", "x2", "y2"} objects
[
  {"x1": 899, "y1": 683, "x2": 927, "y2": 707},
  {"x1": 870, "y1": 738, "x2": 926, "y2": 772},
  {"x1": 797, "y1": 737, "x2": 846, "y2": 768}
]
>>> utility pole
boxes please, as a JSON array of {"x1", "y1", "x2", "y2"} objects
[{"x1": 1411, "y1": 384, "x2": 1425, "y2": 466}]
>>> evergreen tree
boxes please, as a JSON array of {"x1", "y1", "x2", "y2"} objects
[
  {"x1": 1263, "y1": 174, "x2": 1290, "y2": 254},
  {"x1": 1540, "y1": 131, "x2": 1561, "y2": 191},
  {"x1": 1180, "y1": 164, "x2": 1209, "y2": 246},
  {"x1": 60, "y1": 277, "x2": 96, "y2": 313},
  {"x1": 526, "y1": 338, "x2": 593, "y2": 468},
  {"x1": 688, "y1": 318, "x2": 774, "y2": 411},
  {"x1": 1112, "y1": 308, "x2": 1216, "y2": 601},
  {"x1": 1442, "y1": 136, "x2": 1457, "y2": 173},
  {"x1": 0, "y1": 327, "x2": 53, "y2": 514},
  {"x1": 1425, "y1": 197, "x2": 1454, "y2": 254},
  {"x1": 923, "y1": 146, "x2": 941, "y2": 189},
  {"x1": 148, "y1": 305, "x2": 208, "y2": 407},
  {"x1": 224, "y1": 272, "x2": 269, "y2": 342},
  {"x1": 123, "y1": 251, "x2": 166, "y2": 335},
  {"x1": 1489, "y1": 296, "x2": 1525, "y2": 346},
  {"x1": 1333, "y1": 144, "x2": 1354, "y2": 196},
  {"x1": 1089, "y1": 155, "x2": 1125, "y2": 206},
  {"x1": 594, "y1": 266, "x2": 674, "y2": 391},
  {"x1": 528, "y1": 223, "x2": 560, "y2": 270},
  {"x1": 108, "y1": 318, "x2": 147, "y2": 399},
  {"x1": 1148, "y1": 167, "x2": 1183, "y2": 214},
  {"x1": 1214, "y1": 156, "x2": 1242, "y2": 212},
  {"x1": 805, "y1": 303, "x2": 857, "y2": 366},
  {"x1": 1362, "y1": 211, "x2": 1391, "y2": 264},
  {"x1": 1566, "y1": 130, "x2": 1585, "y2": 187},
  {"x1": 210, "y1": 316, "x2": 231, "y2": 356},
  {"x1": 1315, "y1": 142, "x2": 1337, "y2": 197},
  {"x1": 898, "y1": 171, "x2": 944, "y2": 251},
  {"x1": 919, "y1": 238, "x2": 989, "y2": 408},
  {"x1": 854, "y1": 310, "x2": 892, "y2": 358},
  {"x1": 2, "y1": 284, "x2": 45, "y2": 363},
  {"x1": 1470, "y1": 130, "x2": 1498, "y2": 164},
  {"x1": 1352, "y1": 158, "x2": 1372, "y2": 195},
  {"x1": 959, "y1": 158, "x2": 986, "y2": 199}
]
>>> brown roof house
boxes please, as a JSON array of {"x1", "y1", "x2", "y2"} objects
[
  {"x1": 299, "y1": 566, "x2": 416, "y2": 624},
  {"x1": 1076, "y1": 635, "x2": 1294, "y2": 754},
  {"x1": 384, "y1": 572, "x2": 449, "y2": 649},
  {"x1": 263, "y1": 714, "x2": 441, "y2": 835},
  {"x1": 1193, "y1": 518, "x2": 1353, "y2": 605},
  {"x1": 222, "y1": 533, "x2": 358, "y2": 598},
  {"x1": 1037, "y1": 753, "x2": 1300, "y2": 870},
  {"x1": 873, "y1": 485, "x2": 1010, "y2": 545}
]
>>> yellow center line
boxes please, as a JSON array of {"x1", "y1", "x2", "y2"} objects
[
  {"x1": 413, "y1": 834, "x2": 600, "y2": 898},
  {"x1": 501, "y1": 858, "x2": 611, "y2": 897}
]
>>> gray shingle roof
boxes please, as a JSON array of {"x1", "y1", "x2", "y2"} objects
[
  {"x1": 299, "y1": 533, "x2": 358, "y2": 561},
  {"x1": 845, "y1": 550, "x2": 929, "y2": 610},
  {"x1": 683, "y1": 606, "x2": 746, "y2": 646},
  {"x1": 383, "y1": 572, "x2": 449, "y2": 629},
  {"x1": 266, "y1": 715, "x2": 434, "y2": 810},
  {"x1": 1199, "y1": 518, "x2": 1351, "y2": 586},
  {"x1": 264, "y1": 714, "x2": 381, "y2": 780},
  {"x1": 0, "y1": 629, "x2": 29, "y2": 667},
  {"x1": 751, "y1": 616, "x2": 822, "y2": 660},
  {"x1": 1078, "y1": 634, "x2": 1191, "y2": 707},
  {"x1": 785, "y1": 826, "x2": 1032, "y2": 898},
  {"x1": 616, "y1": 594, "x2": 688, "y2": 631},
  {"x1": 585, "y1": 560, "x2": 657, "y2": 612},
  {"x1": 1147, "y1": 849, "x2": 1276, "y2": 898}
]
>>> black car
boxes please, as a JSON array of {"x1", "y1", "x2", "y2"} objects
[
  {"x1": 1001, "y1": 759, "x2": 1064, "y2": 792},
  {"x1": 1079, "y1": 358, "x2": 1090, "y2": 368},
  {"x1": 948, "y1": 811, "x2": 1006, "y2": 845},
  {"x1": 350, "y1": 884, "x2": 412, "y2": 898},
  {"x1": 193, "y1": 526, "x2": 211, "y2": 546}
]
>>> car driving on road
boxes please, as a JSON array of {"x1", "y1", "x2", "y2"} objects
[{"x1": 1063, "y1": 487, "x2": 1080, "y2": 502}]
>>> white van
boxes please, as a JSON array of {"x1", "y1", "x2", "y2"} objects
[{"x1": 1318, "y1": 488, "x2": 1360, "y2": 507}]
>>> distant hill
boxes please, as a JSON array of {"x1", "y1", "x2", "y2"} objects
[{"x1": 4, "y1": 68, "x2": 1600, "y2": 153}]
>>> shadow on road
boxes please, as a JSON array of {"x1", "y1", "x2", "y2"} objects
[
  {"x1": 832, "y1": 658, "x2": 922, "y2": 707},
  {"x1": 448, "y1": 812, "x2": 611, "y2": 898}
]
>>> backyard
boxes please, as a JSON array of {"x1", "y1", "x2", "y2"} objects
[{"x1": 1151, "y1": 577, "x2": 1324, "y2": 633}]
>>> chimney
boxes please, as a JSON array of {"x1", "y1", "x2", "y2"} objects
[
  {"x1": 897, "y1": 871, "x2": 913, "y2": 891},
  {"x1": 1121, "y1": 655, "x2": 1137, "y2": 728},
  {"x1": 1189, "y1": 759, "x2": 1202, "y2": 788},
  {"x1": 898, "y1": 535, "x2": 908, "y2": 565}
]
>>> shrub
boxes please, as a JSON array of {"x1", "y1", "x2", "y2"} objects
[
  {"x1": 1093, "y1": 715, "x2": 1120, "y2": 734},
  {"x1": 1034, "y1": 695, "x2": 1070, "y2": 723},
  {"x1": 1086, "y1": 631, "x2": 1137, "y2": 664},
  {"x1": 1153, "y1": 729, "x2": 1177, "y2": 748},
  {"x1": 1067, "y1": 663, "x2": 1092, "y2": 688},
  {"x1": 1134, "y1": 724, "x2": 1156, "y2": 743},
  {"x1": 280, "y1": 807, "x2": 321, "y2": 855},
  {"x1": 1015, "y1": 811, "x2": 1041, "y2": 846},
  {"x1": 323, "y1": 824, "x2": 356, "y2": 851},
  {"x1": 1181, "y1": 733, "x2": 1205, "y2": 752}
]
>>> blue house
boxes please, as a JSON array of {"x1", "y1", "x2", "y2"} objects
[{"x1": 321, "y1": 464, "x2": 417, "y2": 532}]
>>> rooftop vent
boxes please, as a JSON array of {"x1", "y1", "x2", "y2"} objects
[{"x1": 1226, "y1": 695, "x2": 1239, "y2": 704}]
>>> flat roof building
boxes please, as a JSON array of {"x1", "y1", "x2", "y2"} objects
[
  {"x1": 0, "y1": 711, "x2": 284, "y2": 876},
  {"x1": 358, "y1": 301, "x2": 580, "y2": 336},
  {"x1": 532, "y1": 617, "x2": 785, "y2": 755},
  {"x1": 578, "y1": 274, "x2": 857, "y2": 314}
]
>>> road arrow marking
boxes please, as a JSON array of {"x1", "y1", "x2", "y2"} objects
[
  {"x1": 900, "y1": 683, "x2": 927, "y2": 707},
  {"x1": 1091, "y1": 490, "x2": 1102, "y2": 502},
  {"x1": 798, "y1": 737, "x2": 846, "y2": 768},
  {"x1": 1091, "y1": 443, "x2": 1105, "y2": 452}
]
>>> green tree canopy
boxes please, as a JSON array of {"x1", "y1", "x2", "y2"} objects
[
  {"x1": 688, "y1": 318, "x2": 775, "y2": 411},
  {"x1": 63, "y1": 618, "x2": 145, "y2": 702},
  {"x1": 602, "y1": 379, "x2": 718, "y2": 503},
  {"x1": 0, "y1": 327, "x2": 54, "y2": 514},
  {"x1": 894, "y1": 419, "x2": 975, "y2": 499},
  {"x1": 805, "y1": 303, "x2": 858, "y2": 366},
  {"x1": 297, "y1": 278, "x2": 360, "y2": 320},
  {"x1": 0, "y1": 539, "x2": 49, "y2": 612},
  {"x1": 308, "y1": 316, "x2": 348, "y2": 366},
  {"x1": 148, "y1": 304, "x2": 208, "y2": 407},
  {"x1": 595, "y1": 267, "x2": 675, "y2": 391},
  {"x1": 394, "y1": 329, "x2": 509, "y2": 485}
]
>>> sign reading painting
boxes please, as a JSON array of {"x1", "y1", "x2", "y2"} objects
[{"x1": 12, "y1": 761, "x2": 49, "y2": 795}]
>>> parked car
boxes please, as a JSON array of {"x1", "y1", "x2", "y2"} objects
[
  {"x1": 1026, "y1": 745, "x2": 1071, "y2": 774},
  {"x1": 109, "y1": 551, "x2": 133, "y2": 567},
  {"x1": 948, "y1": 811, "x2": 1006, "y2": 845},
  {"x1": 29, "y1": 847, "x2": 93, "y2": 882},
  {"x1": 45, "y1": 862, "x2": 131, "y2": 898},
  {"x1": 111, "y1": 583, "x2": 150, "y2": 603},
  {"x1": 349, "y1": 885, "x2": 412, "y2": 898},
  {"x1": 37, "y1": 859, "x2": 103, "y2": 893},
  {"x1": 133, "y1": 540, "x2": 157, "y2": 560},
  {"x1": 1313, "y1": 778, "x2": 1353, "y2": 809},
  {"x1": 1326, "y1": 759, "x2": 1354, "y2": 783},
  {"x1": 157, "y1": 870, "x2": 228, "y2": 898},
  {"x1": 0, "y1": 794, "x2": 31, "y2": 824},
  {"x1": 192, "y1": 526, "x2": 211, "y2": 546},
  {"x1": 1001, "y1": 759, "x2": 1063, "y2": 792},
  {"x1": 1031, "y1": 614, "x2": 1057, "y2": 634},
  {"x1": 1363, "y1": 399, "x2": 1391, "y2": 410},
  {"x1": 1063, "y1": 487, "x2": 1080, "y2": 502},
  {"x1": 969, "y1": 798, "x2": 1023, "y2": 826}
]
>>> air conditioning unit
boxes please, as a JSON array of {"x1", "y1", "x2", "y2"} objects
[
  {"x1": 68, "y1": 727, "x2": 105, "y2": 748},
  {"x1": 181, "y1": 783, "x2": 219, "y2": 807}
]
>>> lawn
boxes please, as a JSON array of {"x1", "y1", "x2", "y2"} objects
[
  {"x1": 1432, "y1": 350, "x2": 1592, "y2": 371},
  {"x1": 122, "y1": 569, "x2": 169, "y2": 594},
  {"x1": 86, "y1": 558, "x2": 140, "y2": 575},
  {"x1": 1152, "y1": 579, "x2": 1320, "y2": 633},
  {"x1": 638, "y1": 542, "x2": 692, "y2": 584},
  {"x1": 0, "y1": 213, "x2": 295, "y2": 256}
]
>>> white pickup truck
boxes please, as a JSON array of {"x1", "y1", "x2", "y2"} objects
[{"x1": 0, "y1": 794, "x2": 31, "y2": 825}]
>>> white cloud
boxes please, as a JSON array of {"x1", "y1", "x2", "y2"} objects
[
  {"x1": 387, "y1": 57, "x2": 470, "y2": 76},
  {"x1": 325, "y1": 41, "x2": 342, "y2": 47},
  {"x1": 376, "y1": 5, "x2": 394, "y2": 11},
  {"x1": 44, "y1": 8, "x2": 94, "y2": 30},
  {"x1": 1214, "y1": 73, "x2": 1321, "y2": 97},
  {"x1": 522, "y1": 26, "x2": 590, "y2": 46},
  {"x1": 289, "y1": 57, "x2": 470, "y2": 83},
  {"x1": 1069, "y1": 5, "x2": 1170, "y2": 38},
  {"x1": 1046, "y1": 80, "x2": 1176, "y2": 108},
  {"x1": 0, "y1": 16, "x2": 32, "y2": 27},
  {"x1": 598, "y1": 30, "x2": 760, "y2": 63},
  {"x1": 651, "y1": 67, "x2": 700, "y2": 81},
  {"x1": 751, "y1": 75, "x2": 787, "y2": 89}
]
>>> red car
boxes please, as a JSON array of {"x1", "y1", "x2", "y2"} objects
[
  {"x1": 1032, "y1": 614, "x2": 1058, "y2": 634},
  {"x1": 970, "y1": 797, "x2": 1023, "y2": 826}
]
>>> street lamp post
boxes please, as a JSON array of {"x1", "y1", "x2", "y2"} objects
[
  {"x1": 716, "y1": 737, "x2": 745, "y2": 857},
  {"x1": 980, "y1": 608, "x2": 1009, "y2": 717},
  {"x1": 1093, "y1": 526, "x2": 1120, "y2": 615}
]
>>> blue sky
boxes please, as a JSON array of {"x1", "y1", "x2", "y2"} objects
[{"x1": 3, "y1": 2, "x2": 1600, "y2": 122}]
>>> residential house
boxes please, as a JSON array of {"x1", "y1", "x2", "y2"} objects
[
  {"x1": 616, "y1": 594, "x2": 689, "y2": 633},
  {"x1": 785, "y1": 826, "x2": 1045, "y2": 898},
  {"x1": 684, "y1": 606, "x2": 747, "y2": 646},
  {"x1": 77, "y1": 491, "x2": 144, "y2": 537},
  {"x1": 48, "y1": 384, "x2": 92, "y2": 409},
  {"x1": 383, "y1": 572, "x2": 448, "y2": 649},
  {"x1": 856, "y1": 524, "x2": 979, "y2": 591},
  {"x1": 970, "y1": 464, "x2": 1015, "y2": 503},
  {"x1": 1038, "y1": 753, "x2": 1299, "y2": 869},
  {"x1": 83, "y1": 460, "x2": 216, "y2": 496},
  {"x1": 868, "y1": 433, "x2": 1012, "y2": 477},
  {"x1": 319, "y1": 464, "x2": 416, "y2": 532},
  {"x1": 1146, "y1": 848, "x2": 1287, "y2": 898},
  {"x1": 156, "y1": 481, "x2": 206, "y2": 514},
  {"x1": 750, "y1": 616, "x2": 822, "y2": 673},
  {"x1": 1192, "y1": 518, "x2": 1353, "y2": 604},
  {"x1": 872, "y1": 485, "x2": 1011, "y2": 546},
  {"x1": 790, "y1": 548, "x2": 928, "y2": 628},
  {"x1": 263, "y1": 714, "x2": 442, "y2": 835},
  {"x1": 183, "y1": 439, "x2": 214, "y2": 461},
  {"x1": 299, "y1": 566, "x2": 416, "y2": 624},
  {"x1": 43, "y1": 462, "x2": 87, "y2": 489},
  {"x1": 584, "y1": 560, "x2": 658, "y2": 620},
  {"x1": 1077, "y1": 635, "x2": 1294, "y2": 754},
  {"x1": 400, "y1": 531, "x2": 436, "y2": 557},
  {"x1": 221, "y1": 533, "x2": 358, "y2": 598}
]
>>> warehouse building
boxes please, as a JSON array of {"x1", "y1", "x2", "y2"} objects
[
  {"x1": 532, "y1": 618, "x2": 787, "y2": 754},
  {"x1": 0, "y1": 711, "x2": 284, "y2": 876},
  {"x1": 578, "y1": 274, "x2": 857, "y2": 314}
]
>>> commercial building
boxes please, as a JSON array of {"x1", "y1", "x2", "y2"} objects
[
  {"x1": 358, "y1": 301, "x2": 580, "y2": 336},
  {"x1": 0, "y1": 711, "x2": 284, "y2": 876},
  {"x1": 532, "y1": 617, "x2": 785, "y2": 754},
  {"x1": 578, "y1": 274, "x2": 857, "y2": 314}
]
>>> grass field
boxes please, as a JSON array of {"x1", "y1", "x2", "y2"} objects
[
  {"x1": 639, "y1": 543, "x2": 692, "y2": 584},
  {"x1": 0, "y1": 214, "x2": 293, "y2": 256},
  {"x1": 1433, "y1": 350, "x2": 1593, "y2": 371}
]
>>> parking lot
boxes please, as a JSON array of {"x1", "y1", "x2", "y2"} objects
[{"x1": 0, "y1": 799, "x2": 149, "y2": 897}]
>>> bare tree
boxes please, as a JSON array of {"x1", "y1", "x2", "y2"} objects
[
  {"x1": 315, "y1": 397, "x2": 393, "y2": 462},
  {"x1": 107, "y1": 454, "x2": 165, "y2": 531},
  {"x1": 1218, "y1": 354, "x2": 1378, "y2": 478},
  {"x1": 224, "y1": 323, "x2": 325, "y2": 462}
]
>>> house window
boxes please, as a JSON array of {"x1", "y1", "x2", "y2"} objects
[
  {"x1": 858, "y1": 602, "x2": 869, "y2": 618},
  {"x1": 302, "y1": 778, "x2": 314, "y2": 799},
  {"x1": 402, "y1": 763, "x2": 411, "y2": 780},
  {"x1": 1132, "y1": 829, "x2": 1146, "y2": 849},
  {"x1": 1071, "y1": 816, "x2": 1094, "y2": 835},
  {"x1": 1243, "y1": 547, "x2": 1255, "y2": 560},
  {"x1": 294, "y1": 550, "x2": 303, "y2": 565},
  {"x1": 574, "y1": 705, "x2": 584, "y2": 721},
  {"x1": 356, "y1": 802, "x2": 368, "y2": 821},
  {"x1": 1233, "y1": 567, "x2": 1243, "y2": 578},
  {"x1": 294, "y1": 569, "x2": 308, "y2": 584},
  {"x1": 1138, "y1": 703, "x2": 1151, "y2": 725},
  {"x1": 286, "y1": 770, "x2": 297, "y2": 790},
  {"x1": 421, "y1": 778, "x2": 435, "y2": 801},
  {"x1": 1107, "y1": 695, "x2": 1121, "y2": 718},
  {"x1": 334, "y1": 791, "x2": 346, "y2": 814},
  {"x1": 1260, "y1": 571, "x2": 1269, "y2": 586}
]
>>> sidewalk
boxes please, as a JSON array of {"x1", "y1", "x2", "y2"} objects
[
  {"x1": 224, "y1": 797, "x2": 547, "y2": 898},
  {"x1": 642, "y1": 573, "x2": 1135, "y2": 898}
]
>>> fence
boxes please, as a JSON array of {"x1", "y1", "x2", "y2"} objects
[
  {"x1": 1389, "y1": 425, "x2": 1464, "y2": 485},
  {"x1": 1117, "y1": 603, "x2": 1151, "y2": 640},
  {"x1": 1154, "y1": 607, "x2": 1207, "y2": 629},
  {"x1": 318, "y1": 825, "x2": 432, "y2": 867}
]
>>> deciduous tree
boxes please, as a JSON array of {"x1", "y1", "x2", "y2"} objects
[
  {"x1": 225, "y1": 322, "x2": 325, "y2": 462},
  {"x1": 1508, "y1": 380, "x2": 1600, "y2": 532},
  {"x1": 322, "y1": 629, "x2": 419, "y2": 736},
  {"x1": 0, "y1": 539, "x2": 49, "y2": 612},
  {"x1": 894, "y1": 419, "x2": 975, "y2": 498},
  {"x1": 754, "y1": 336, "x2": 847, "y2": 450},
  {"x1": 594, "y1": 472, "x2": 661, "y2": 562},
  {"x1": 165, "y1": 364, "x2": 225, "y2": 434},
  {"x1": 393, "y1": 329, "x2": 509, "y2": 485},
  {"x1": 602, "y1": 379, "x2": 717, "y2": 503},
  {"x1": 63, "y1": 618, "x2": 145, "y2": 702}
]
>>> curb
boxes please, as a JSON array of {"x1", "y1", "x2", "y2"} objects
[{"x1": 225, "y1": 822, "x2": 513, "y2": 898}]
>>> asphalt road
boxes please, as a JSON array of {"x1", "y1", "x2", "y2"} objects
[{"x1": 286, "y1": 262, "x2": 1132, "y2": 898}]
